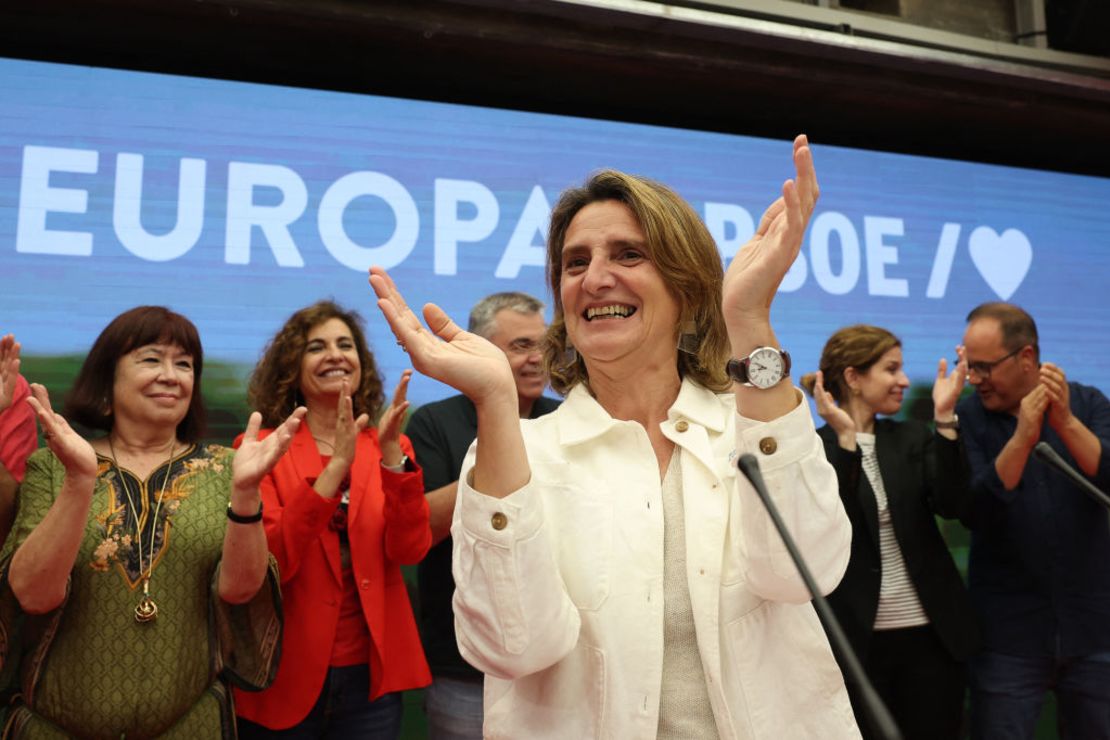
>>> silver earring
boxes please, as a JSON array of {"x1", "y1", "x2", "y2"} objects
[{"x1": 562, "y1": 342, "x2": 578, "y2": 365}]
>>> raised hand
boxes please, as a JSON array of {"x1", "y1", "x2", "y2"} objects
[
  {"x1": 722, "y1": 135, "x2": 819, "y2": 339},
  {"x1": 813, "y1": 370, "x2": 856, "y2": 449},
  {"x1": 369, "y1": 266, "x2": 515, "y2": 406},
  {"x1": 26, "y1": 383, "x2": 98, "y2": 482},
  {"x1": 332, "y1": 378, "x2": 370, "y2": 469},
  {"x1": 233, "y1": 407, "x2": 306, "y2": 493},
  {"x1": 933, "y1": 350, "x2": 968, "y2": 420},
  {"x1": 378, "y1": 370, "x2": 412, "y2": 467},
  {"x1": 1015, "y1": 384, "x2": 1049, "y2": 446},
  {"x1": 1039, "y1": 362, "x2": 1072, "y2": 433},
  {"x1": 0, "y1": 334, "x2": 21, "y2": 413}
]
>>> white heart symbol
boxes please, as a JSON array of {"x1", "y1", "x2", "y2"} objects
[{"x1": 968, "y1": 227, "x2": 1032, "y2": 300}]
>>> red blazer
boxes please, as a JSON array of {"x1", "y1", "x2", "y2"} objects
[{"x1": 234, "y1": 422, "x2": 432, "y2": 729}]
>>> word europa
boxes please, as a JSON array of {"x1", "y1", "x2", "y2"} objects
[
  {"x1": 14, "y1": 146, "x2": 1028, "y2": 298},
  {"x1": 15, "y1": 146, "x2": 550, "y2": 277}
]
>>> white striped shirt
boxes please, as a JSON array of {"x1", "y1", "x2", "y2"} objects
[{"x1": 856, "y1": 432, "x2": 929, "y2": 630}]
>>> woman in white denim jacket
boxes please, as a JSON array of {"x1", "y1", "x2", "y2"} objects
[{"x1": 370, "y1": 135, "x2": 859, "y2": 739}]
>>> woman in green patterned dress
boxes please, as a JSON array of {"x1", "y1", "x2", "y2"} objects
[{"x1": 0, "y1": 306, "x2": 305, "y2": 738}]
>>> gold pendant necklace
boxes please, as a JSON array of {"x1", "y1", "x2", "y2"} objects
[
  {"x1": 109, "y1": 437, "x2": 175, "y2": 624},
  {"x1": 135, "y1": 579, "x2": 158, "y2": 623}
]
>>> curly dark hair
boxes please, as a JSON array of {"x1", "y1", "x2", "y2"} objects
[
  {"x1": 64, "y1": 306, "x2": 207, "y2": 442},
  {"x1": 248, "y1": 300, "x2": 385, "y2": 428}
]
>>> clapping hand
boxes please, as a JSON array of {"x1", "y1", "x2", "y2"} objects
[
  {"x1": 233, "y1": 407, "x2": 306, "y2": 493},
  {"x1": 378, "y1": 370, "x2": 412, "y2": 468},
  {"x1": 933, "y1": 349, "x2": 968, "y2": 421},
  {"x1": 1039, "y1": 362, "x2": 1072, "y2": 433},
  {"x1": 26, "y1": 383, "x2": 98, "y2": 483},
  {"x1": 722, "y1": 135, "x2": 819, "y2": 341},
  {"x1": 1015, "y1": 384, "x2": 1049, "y2": 446},
  {"x1": 331, "y1": 378, "x2": 371, "y2": 470},
  {"x1": 0, "y1": 334, "x2": 21, "y2": 414},
  {"x1": 813, "y1": 370, "x2": 856, "y2": 450},
  {"x1": 369, "y1": 267, "x2": 515, "y2": 407}
]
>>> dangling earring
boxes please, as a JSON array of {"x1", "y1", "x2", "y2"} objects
[
  {"x1": 562, "y1": 341, "x2": 578, "y2": 366},
  {"x1": 677, "y1": 320, "x2": 698, "y2": 355}
]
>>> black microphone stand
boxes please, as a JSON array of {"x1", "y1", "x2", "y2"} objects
[
  {"x1": 737, "y1": 453, "x2": 902, "y2": 740},
  {"x1": 1033, "y1": 442, "x2": 1110, "y2": 511}
]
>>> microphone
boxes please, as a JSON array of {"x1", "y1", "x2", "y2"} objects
[
  {"x1": 1033, "y1": 442, "x2": 1110, "y2": 511},
  {"x1": 737, "y1": 454, "x2": 902, "y2": 740}
]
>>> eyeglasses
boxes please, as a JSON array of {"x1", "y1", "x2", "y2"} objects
[
  {"x1": 965, "y1": 346, "x2": 1025, "y2": 380},
  {"x1": 505, "y1": 339, "x2": 542, "y2": 356}
]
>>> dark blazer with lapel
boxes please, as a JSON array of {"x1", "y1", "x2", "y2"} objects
[
  {"x1": 819, "y1": 418, "x2": 980, "y2": 664},
  {"x1": 234, "y1": 423, "x2": 432, "y2": 730}
]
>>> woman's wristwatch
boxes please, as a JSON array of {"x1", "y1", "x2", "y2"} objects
[
  {"x1": 381, "y1": 455, "x2": 409, "y2": 473},
  {"x1": 934, "y1": 415, "x2": 959, "y2": 430},
  {"x1": 726, "y1": 347, "x2": 791, "y2": 389}
]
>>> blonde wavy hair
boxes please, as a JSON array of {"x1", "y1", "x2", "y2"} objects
[{"x1": 543, "y1": 170, "x2": 730, "y2": 395}]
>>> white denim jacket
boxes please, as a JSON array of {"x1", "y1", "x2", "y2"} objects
[{"x1": 452, "y1": 379, "x2": 860, "y2": 739}]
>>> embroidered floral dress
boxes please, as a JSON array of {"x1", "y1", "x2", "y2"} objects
[{"x1": 0, "y1": 444, "x2": 281, "y2": 739}]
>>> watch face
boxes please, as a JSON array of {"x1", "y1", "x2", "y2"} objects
[{"x1": 746, "y1": 348, "x2": 785, "y2": 389}]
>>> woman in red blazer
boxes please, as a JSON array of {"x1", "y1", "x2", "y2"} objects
[{"x1": 235, "y1": 300, "x2": 431, "y2": 738}]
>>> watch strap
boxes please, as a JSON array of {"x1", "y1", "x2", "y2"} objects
[
  {"x1": 934, "y1": 415, "x2": 959, "y2": 430},
  {"x1": 725, "y1": 357, "x2": 750, "y2": 384}
]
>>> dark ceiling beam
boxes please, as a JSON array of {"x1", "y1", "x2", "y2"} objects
[{"x1": 1, "y1": 0, "x2": 1108, "y2": 175}]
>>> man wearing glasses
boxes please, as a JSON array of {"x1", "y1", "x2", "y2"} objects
[
  {"x1": 957, "y1": 301, "x2": 1110, "y2": 739},
  {"x1": 406, "y1": 292, "x2": 560, "y2": 739}
]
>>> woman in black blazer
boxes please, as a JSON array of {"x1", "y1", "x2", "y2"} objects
[{"x1": 802, "y1": 325, "x2": 979, "y2": 740}]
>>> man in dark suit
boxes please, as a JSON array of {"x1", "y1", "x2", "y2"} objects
[
  {"x1": 405, "y1": 292, "x2": 560, "y2": 740},
  {"x1": 959, "y1": 301, "x2": 1110, "y2": 739}
]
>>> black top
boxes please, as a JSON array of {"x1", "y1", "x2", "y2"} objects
[
  {"x1": 819, "y1": 418, "x2": 980, "y2": 665},
  {"x1": 406, "y1": 393, "x2": 562, "y2": 679},
  {"x1": 959, "y1": 381, "x2": 1110, "y2": 657}
]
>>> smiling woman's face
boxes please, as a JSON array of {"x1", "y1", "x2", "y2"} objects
[
  {"x1": 111, "y1": 343, "x2": 195, "y2": 433},
  {"x1": 560, "y1": 200, "x2": 681, "y2": 371},
  {"x1": 851, "y1": 345, "x2": 909, "y2": 417},
  {"x1": 298, "y1": 317, "x2": 362, "y2": 407}
]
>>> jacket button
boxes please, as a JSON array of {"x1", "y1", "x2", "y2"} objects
[
  {"x1": 675, "y1": 420, "x2": 689, "y2": 433},
  {"x1": 360, "y1": 579, "x2": 370, "y2": 590},
  {"x1": 491, "y1": 512, "x2": 508, "y2": 530},
  {"x1": 759, "y1": 437, "x2": 778, "y2": 455}
]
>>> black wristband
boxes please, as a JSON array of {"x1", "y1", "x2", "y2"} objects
[{"x1": 227, "y1": 500, "x2": 264, "y2": 524}]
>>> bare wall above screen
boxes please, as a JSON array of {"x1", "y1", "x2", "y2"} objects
[{"x1": 0, "y1": 0, "x2": 1108, "y2": 176}]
